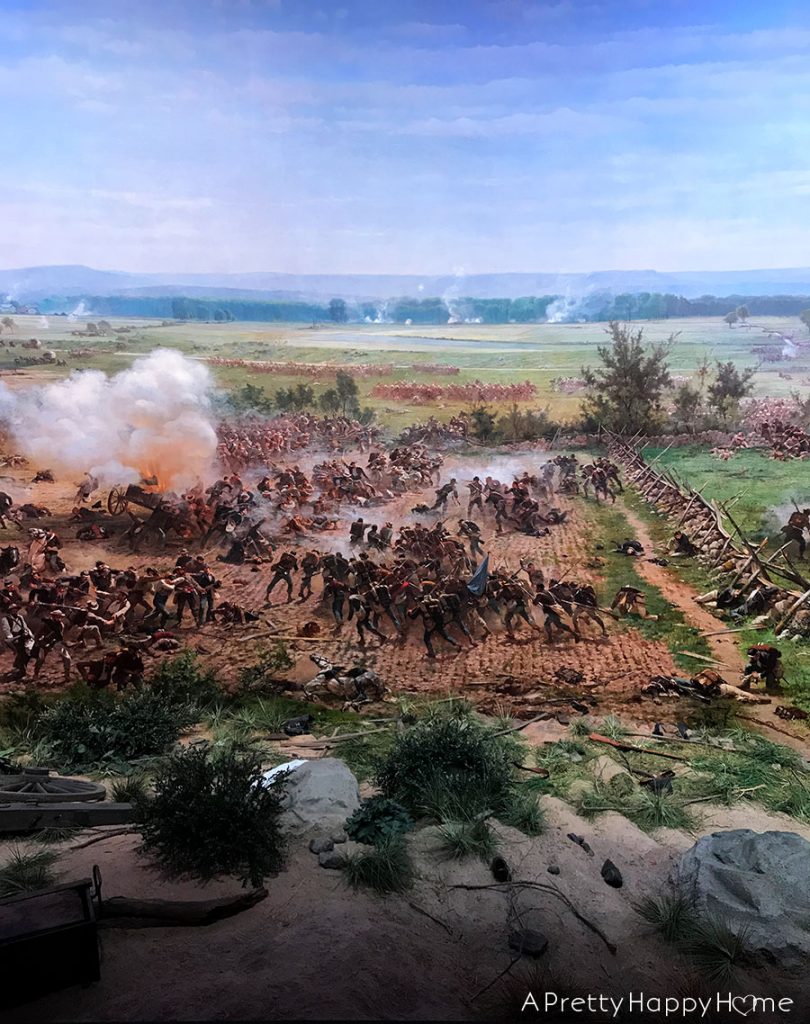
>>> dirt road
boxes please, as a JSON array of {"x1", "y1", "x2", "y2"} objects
[{"x1": 622, "y1": 500, "x2": 810, "y2": 755}]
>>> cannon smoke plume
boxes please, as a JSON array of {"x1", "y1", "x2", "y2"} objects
[{"x1": 0, "y1": 349, "x2": 218, "y2": 490}]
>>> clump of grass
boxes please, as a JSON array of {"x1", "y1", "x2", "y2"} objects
[
  {"x1": 681, "y1": 916, "x2": 749, "y2": 985},
  {"x1": 576, "y1": 780, "x2": 696, "y2": 832},
  {"x1": 0, "y1": 847, "x2": 59, "y2": 896},
  {"x1": 632, "y1": 792, "x2": 696, "y2": 831},
  {"x1": 343, "y1": 835, "x2": 414, "y2": 895},
  {"x1": 438, "y1": 816, "x2": 499, "y2": 862},
  {"x1": 636, "y1": 891, "x2": 749, "y2": 984},
  {"x1": 376, "y1": 710, "x2": 523, "y2": 824},
  {"x1": 32, "y1": 826, "x2": 82, "y2": 846},
  {"x1": 498, "y1": 787, "x2": 546, "y2": 835},
  {"x1": 148, "y1": 651, "x2": 222, "y2": 710},
  {"x1": 686, "y1": 734, "x2": 810, "y2": 823},
  {"x1": 598, "y1": 715, "x2": 630, "y2": 740},
  {"x1": 568, "y1": 717, "x2": 593, "y2": 738},
  {"x1": 345, "y1": 796, "x2": 414, "y2": 847},
  {"x1": 636, "y1": 893, "x2": 696, "y2": 943},
  {"x1": 111, "y1": 774, "x2": 150, "y2": 805}
]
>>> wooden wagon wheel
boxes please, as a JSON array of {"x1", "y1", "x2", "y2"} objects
[
  {"x1": 107, "y1": 486, "x2": 129, "y2": 516},
  {"x1": 0, "y1": 769, "x2": 107, "y2": 804}
]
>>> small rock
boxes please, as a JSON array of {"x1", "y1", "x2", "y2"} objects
[
  {"x1": 331, "y1": 831, "x2": 348, "y2": 844},
  {"x1": 601, "y1": 859, "x2": 623, "y2": 888},
  {"x1": 566, "y1": 779, "x2": 594, "y2": 802},
  {"x1": 509, "y1": 928, "x2": 549, "y2": 958},
  {"x1": 567, "y1": 832, "x2": 594, "y2": 856},
  {"x1": 547, "y1": 864, "x2": 560, "y2": 875},
  {"x1": 309, "y1": 837, "x2": 334, "y2": 855},
  {"x1": 591, "y1": 755, "x2": 630, "y2": 784},
  {"x1": 318, "y1": 849, "x2": 346, "y2": 870},
  {"x1": 491, "y1": 856, "x2": 511, "y2": 883}
]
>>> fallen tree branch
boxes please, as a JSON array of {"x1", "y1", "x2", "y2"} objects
[
  {"x1": 512, "y1": 761, "x2": 550, "y2": 778},
  {"x1": 100, "y1": 887, "x2": 268, "y2": 927},
  {"x1": 677, "y1": 650, "x2": 735, "y2": 670},
  {"x1": 68, "y1": 827, "x2": 140, "y2": 851},
  {"x1": 736, "y1": 713, "x2": 805, "y2": 741},
  {"x1": 491, "y1": 714, "x2": 547, "y2": 737},
  {"x1": 405, "y1": 900, "x2": 455, "y2": 936},
  {"x1": 449, "y1": 881, "x2": 616, "y2": 955},
  {"x1": 588, "y1": 732, "x2": 686, "y2": 762}
]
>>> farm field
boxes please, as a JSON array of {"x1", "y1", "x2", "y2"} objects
[
  {"x1": 3, "y1": 313, "x2": 809, "y2": 431},
  {"x1": 643, "y1": 446, "x2": 810, "y2": 543}
]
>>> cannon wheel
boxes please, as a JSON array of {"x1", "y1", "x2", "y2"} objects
[
  {"x1": 0, "y1": 769, "x2": 107, "y2": 803},
  {"x1": 107, "y1": 486, "x2": 129, "y2": 516}
]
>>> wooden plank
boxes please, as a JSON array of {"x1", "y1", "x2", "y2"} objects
[{"x1": 0, "y1": 802, "x2": 134, "y2": 834}]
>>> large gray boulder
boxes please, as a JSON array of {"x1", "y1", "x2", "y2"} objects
[
  {"x1": 676, "y1": 829, "x2": 810, "y2": 969},
  {"x1": 277, "y1": 758, "x2": 361, "y2": 835}
]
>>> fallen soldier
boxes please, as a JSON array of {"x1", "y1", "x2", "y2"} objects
[
  {"x1": 614, "y1": 539, "x2": 645, "y2": 557},
  {"x1": 742, "y1": 644, "x2": 784, "y2": 691},
  {"x1": 303, "y1": 653, "x2": 386, "y2": 708},
  {"x1": 611, "y1": 585, "x2": 659, "y2": 620}
]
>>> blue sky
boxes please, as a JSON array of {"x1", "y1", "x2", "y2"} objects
[{"x1": 1, "y1": 0, "x2": 809, "y2": 275}]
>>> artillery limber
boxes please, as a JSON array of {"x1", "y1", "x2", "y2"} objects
[{"x1": 107, "y1": 483, "x2": 195, "y2": 550}]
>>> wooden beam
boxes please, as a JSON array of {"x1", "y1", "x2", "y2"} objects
[{"x1": 0, "y1": 802, "x2": 134, "y2": 834}]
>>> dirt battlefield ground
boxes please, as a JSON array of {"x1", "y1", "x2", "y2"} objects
[{"x1": 0, "y1": 451, "x2": 694, "y2": 725}]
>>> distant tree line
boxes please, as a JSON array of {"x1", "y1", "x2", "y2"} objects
[
  {"x1": 227, "y1": 370, "x2": 375, "y2": 424},
  {"x1": 33, "y1": 292, "x2": 810, "y2": 324}
]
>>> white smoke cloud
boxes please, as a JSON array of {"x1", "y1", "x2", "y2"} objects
[
  {"x1": 441, "y1": 267, "x2": 482, "y2": 324},
  {"x1": 0, "y1": 349, "x2": 218, "y2": 490},
  {"x1": 546, "y1": 292, "x2": 580, "y2": 323},
  {"x1": 364, "y1": 301, "x2": 393, "y2": 324},
  {"x1": 67, "y1": 300, "x2": 92, "y2": 321}
]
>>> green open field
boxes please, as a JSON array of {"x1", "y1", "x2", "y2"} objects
[
  {"x1": 3, "y1": 313, "x2": 809, "y2": 432},
  {"x1": 642, "y1": 446, "x2": 810, "y2": 546}
]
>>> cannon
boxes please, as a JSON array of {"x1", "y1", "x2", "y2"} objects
[{"x1": 106, "y1": 484, "x2": 193, "y2": 549}]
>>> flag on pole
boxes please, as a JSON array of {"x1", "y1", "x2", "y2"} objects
[{"x1": 466, "y1": 555, "x2": 489, "y2": 596}]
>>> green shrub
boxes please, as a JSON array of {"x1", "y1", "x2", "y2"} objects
[
  {"x1": 0, "y1": 689, "x2": 51, "y2": 737},
  {"x1": 36, "y1": 688, "x2": 196, "y2": 768},
  {"x1": 140, "y1": 746, "x2": 285, "y2": 886},
  {"x1": 0, "y1": 847, "x2": 59, "y2": 896},
  {"x1": 237, "y1": 642, "x2": 294, "y2": 692},
  {"x1": 148, "y1": 652, "x2": 221, "y2": 710},
  {"x1": 343, "y1": 835, "x2": 414, "y2": 895},
  {"x1": 376, "y1": 715, "x2": 517, "y2": 819},
  {"x1": 345, "y1": 796, "x2": 414, "y2": 846}
]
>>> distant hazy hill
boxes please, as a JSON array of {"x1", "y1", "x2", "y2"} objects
[{"x1": 3, "y1": 264, "x2": 810, "y2": 302}]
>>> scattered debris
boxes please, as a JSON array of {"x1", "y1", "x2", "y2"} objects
[
  {"x1": 774, "y1": 705, "x2": 808, "y2": 721},
  {"x1": 567, "y1": 833, "x2": 594, "y2": 857}
]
